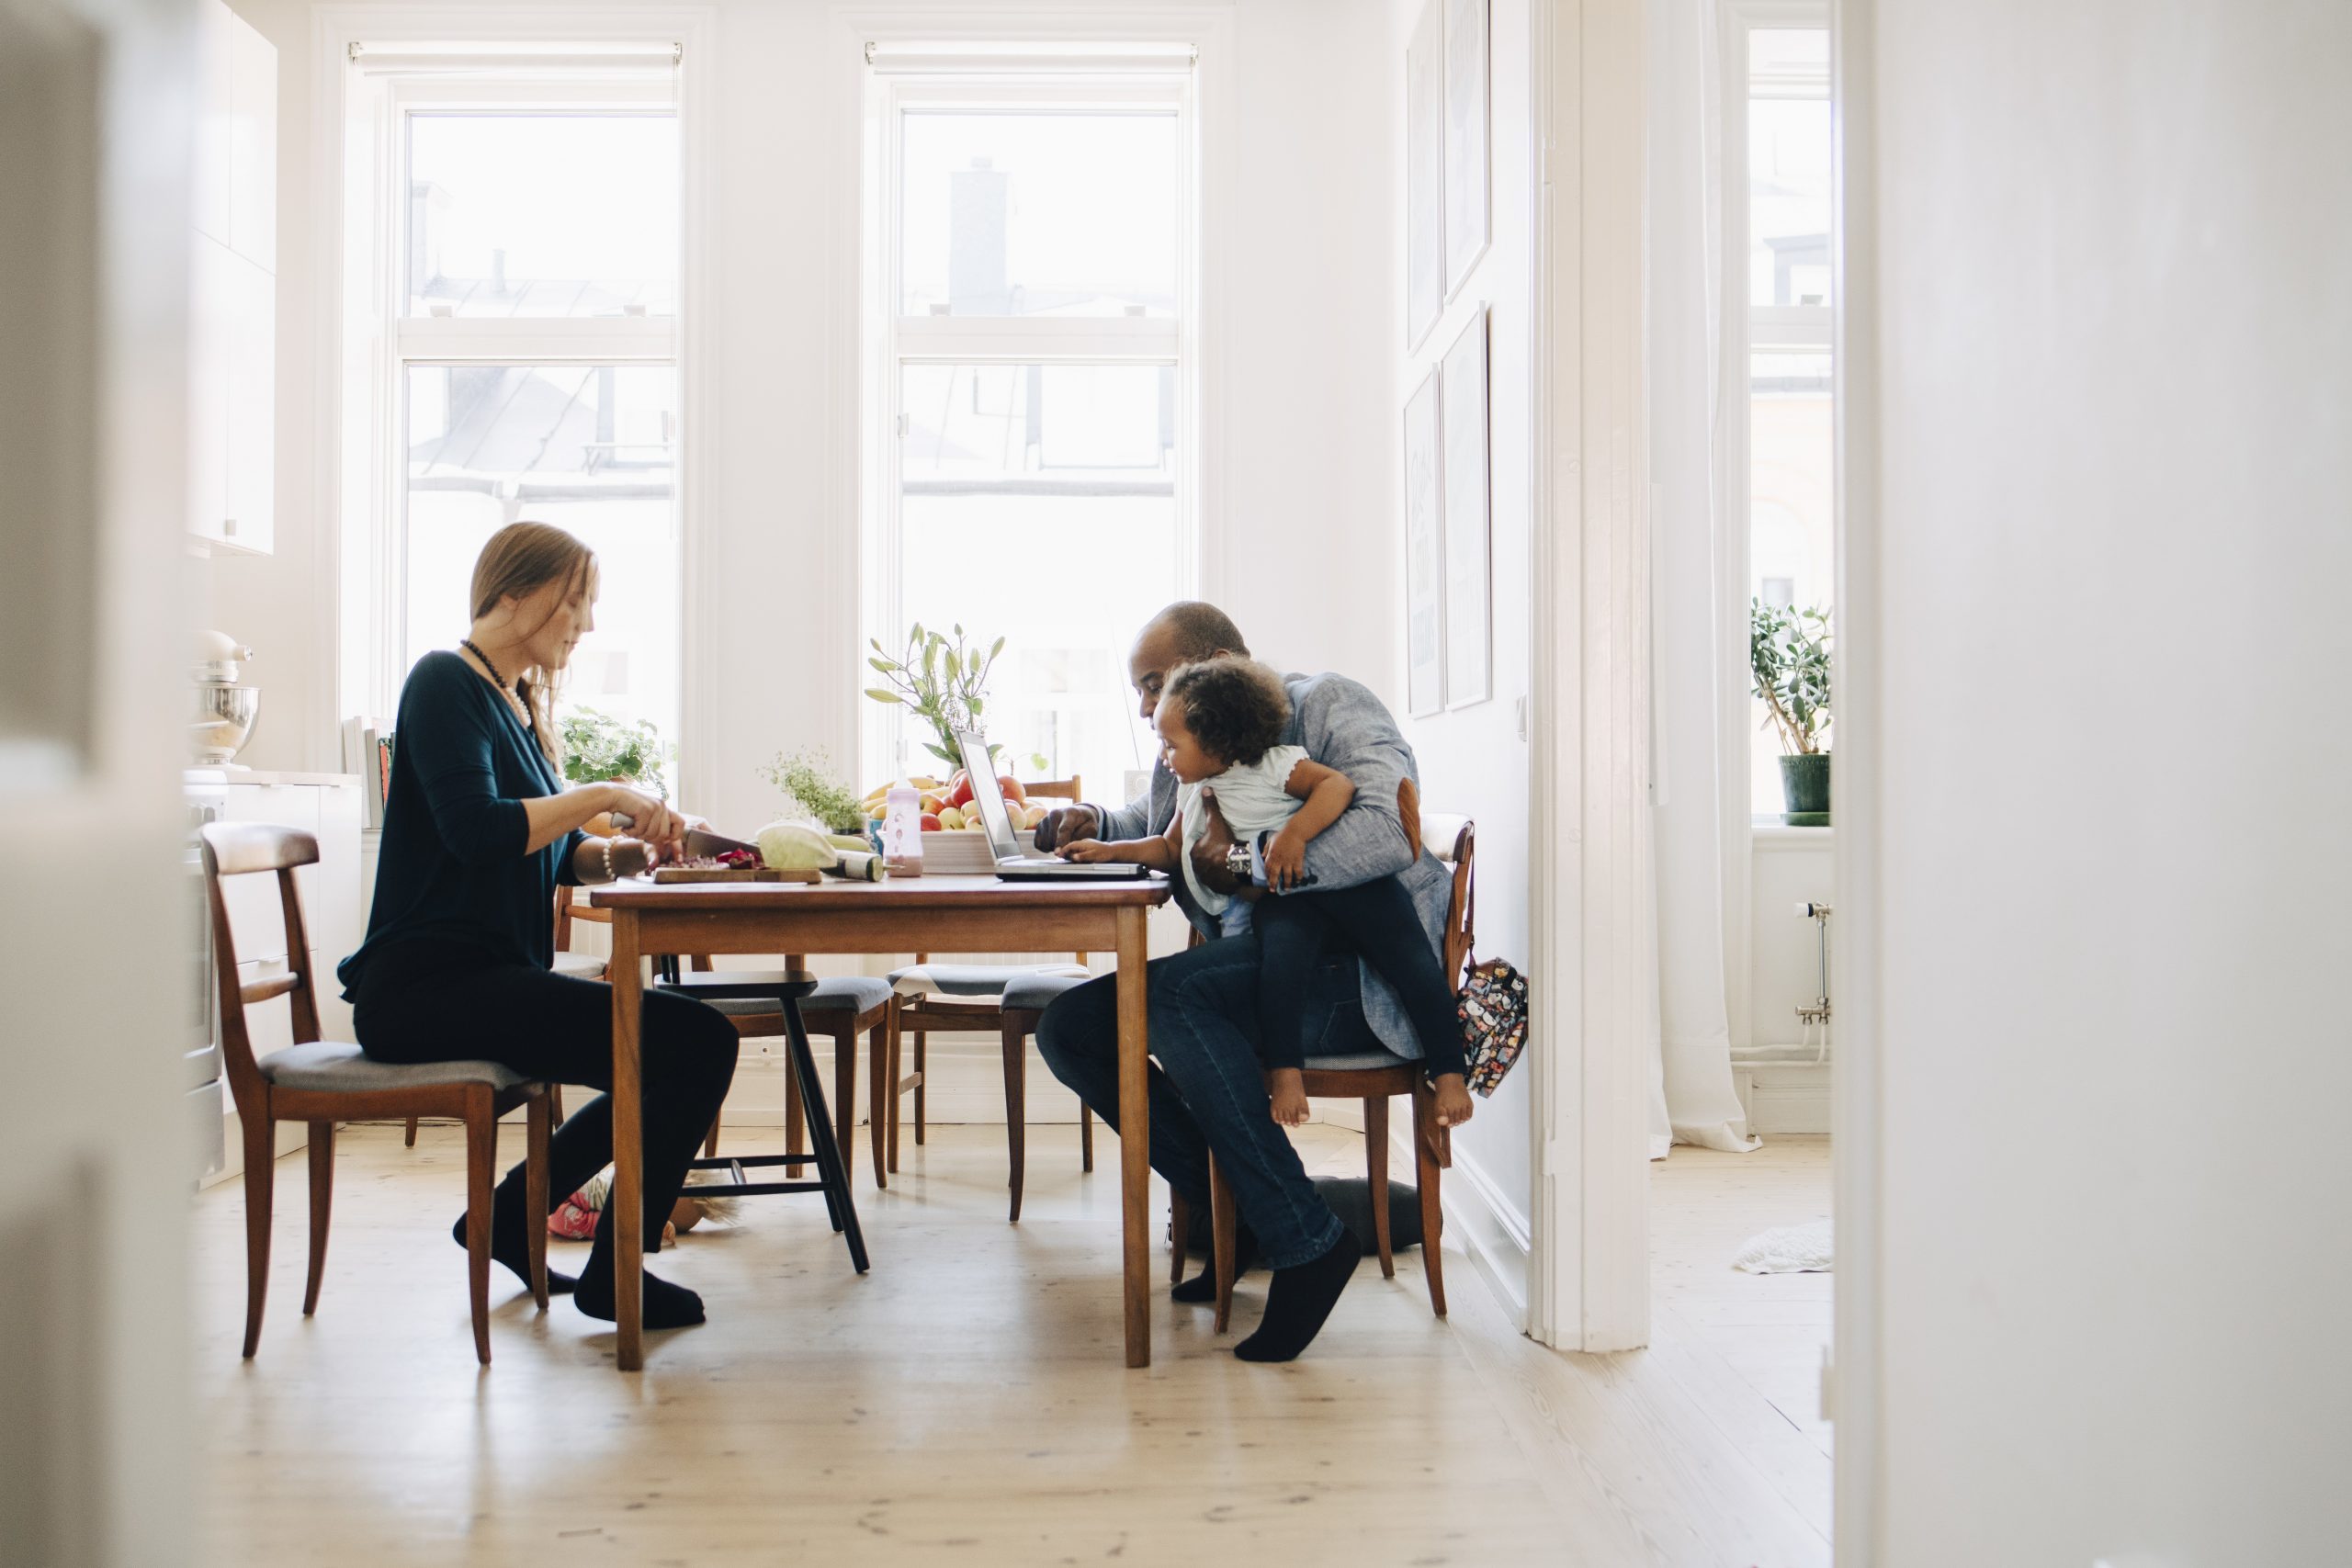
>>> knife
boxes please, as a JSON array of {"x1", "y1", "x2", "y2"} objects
[{"x1": 607, "y1": 813, "x2": 763, "y2": 861}]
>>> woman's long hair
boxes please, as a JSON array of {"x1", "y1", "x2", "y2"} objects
[{"x1": 468, "y1": 522, "x2": 595, "y2": 770}]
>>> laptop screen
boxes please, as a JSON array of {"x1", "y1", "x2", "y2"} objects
[{"x1": 953, "y1": 730, "x2": 1023, "y2": 859}]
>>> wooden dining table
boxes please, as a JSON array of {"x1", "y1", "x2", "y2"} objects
[{"x1": 589, "y1": 873, "x2": 1172, "y2": 1371}]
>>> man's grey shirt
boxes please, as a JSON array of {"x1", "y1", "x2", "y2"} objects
[{"x1": 1095, "y1": 671, "x2": 1452, "y2": 1064}]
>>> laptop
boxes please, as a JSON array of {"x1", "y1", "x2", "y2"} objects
[{"x1": 954, "y1": 729, "x2": 1159, "y2": 882}]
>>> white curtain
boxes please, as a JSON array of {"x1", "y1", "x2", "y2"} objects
[{"x1": 1645, "y1": 0, "x2": 1758, "y2": 1157}]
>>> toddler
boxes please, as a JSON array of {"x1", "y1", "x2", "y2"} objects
[{"x1": 1060, "y1": 657, "x2": 1475, "y2": 1131}]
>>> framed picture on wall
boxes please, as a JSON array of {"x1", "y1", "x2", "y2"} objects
[
  {"x1": 1404, "y1": 368, "x2": 1446, "y2": 716},
  {"x1": 1441, "y1": 309, "x2": 1491, "y2": 708},
  {"x1": 1442, "y1": 0, "x2": 1490, "y2": 298},
  {"x1": 1406, "y1": 0, "x2": 1445, "y2": 350}
]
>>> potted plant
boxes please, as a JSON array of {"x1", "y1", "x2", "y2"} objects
[
  {"x1": 559, "y1": 706, "x2": 673, "y2": 797},
  {"x1": 863, "y1": 623, "x2": 1015, "y2": 770},
  {"x1": 1750, "y1": 600, "x2": 1832, "y2": 825},
  {"x1": 761, "y1": 747, "x2": 870, "y2": 834}
]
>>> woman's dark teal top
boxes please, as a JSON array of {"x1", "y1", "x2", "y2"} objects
[{"x1": 336, "y1": 651, "x2": 586, "y2": 999}]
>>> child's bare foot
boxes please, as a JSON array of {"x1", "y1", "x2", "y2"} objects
[
  {"x1": 1431, "y1": 1072, "x2": 1476, "y2": 1128},
  {"x1": 1269, "y1": 1068, "x2": 1310, "y2": 1127}
]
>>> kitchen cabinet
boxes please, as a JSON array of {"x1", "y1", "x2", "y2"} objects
[{"x1": 187, "y1": 0, "x2": 275, "y2": 556}]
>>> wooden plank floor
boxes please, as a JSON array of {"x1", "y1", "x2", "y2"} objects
[{"x1": 192, "y1": 1120, "x2": 1833, "y2": 1566}]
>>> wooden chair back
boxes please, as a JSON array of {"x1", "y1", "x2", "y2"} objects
[
  {"x1": 1419, "y1": 812, "x2": 1476, "y2": 991},
  {"x1": 198, "y1": 822, "x2": 324, "y2": 1121}
]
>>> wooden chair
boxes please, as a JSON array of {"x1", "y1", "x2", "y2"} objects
[
  {"x1": 201, "y1": 822, "x2": 550, "y2": 1364},
  {"x1": 1183, "y1": 810, "x2": 1476, "y2": 1331},
  {"x1": 681, "y1": 955, "x2": 895, "y2": 1187},
  {"x1": 405, "y1": 885, "x2": 593, "y2": 1146},
  {"x1": 882, "y1": 775, "x2": 1096, "y2": 1217}
]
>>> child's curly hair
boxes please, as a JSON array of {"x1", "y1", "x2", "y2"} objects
[{"x1": 1163, "y1": 657, "x2": 1292, "y2": 766}]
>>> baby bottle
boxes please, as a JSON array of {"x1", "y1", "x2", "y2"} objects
[{"x1": 882, "y1": 784, "x2": 924, "y2": 877}]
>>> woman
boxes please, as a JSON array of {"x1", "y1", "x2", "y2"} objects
[{"x1": 336, "y1": 522, "x2": 738, "y2": 1331}]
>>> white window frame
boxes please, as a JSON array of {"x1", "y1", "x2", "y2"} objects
[
  {"x1": 855, "y1": 48, "x2": 1209, "y2": 787},
  {"x1": 316, "y1": 8, "x2": 717, "y2": 795}
]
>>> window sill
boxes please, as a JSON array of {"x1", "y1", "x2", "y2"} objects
[{"x1": 1751, "y1": 820, "x2": 1833, "y2": 851}]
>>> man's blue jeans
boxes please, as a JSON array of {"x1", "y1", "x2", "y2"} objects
[{"x1": 1035, "y1": 934, "x2": 1374, "y2": 1269}]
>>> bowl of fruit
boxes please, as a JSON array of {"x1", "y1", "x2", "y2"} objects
[{"x1": 863, "y1": 769, "x2": 1055, "y2": 874}]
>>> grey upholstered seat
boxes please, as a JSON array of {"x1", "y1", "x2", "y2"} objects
[
  {"x1": 696, "y1": 974, "x2": 895, "y2": 1020},
  {"x1": 257, "y1": 1040, "x2": 529, "y2": 1094},
  {"x1": 1000, "y1": 972, "x2": 1091, "y2": 1013},
  {"x1": 887, "y1": 962, "x2": 1088, "y2": 1000},
  {"x1": 1300, "y1": 1048, "x2": 1417, "y2": 1073},
  {"x1": 550, "y1": 951, "x2": 607, "y2": 981}
]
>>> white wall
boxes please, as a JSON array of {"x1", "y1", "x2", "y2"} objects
[
  {"x1": 1385, "y1": 0, "x2": 1538, "y2": 1279},
  {"x1": 1859, "y1": 1, "x2": 2352, "y2": 1559}
]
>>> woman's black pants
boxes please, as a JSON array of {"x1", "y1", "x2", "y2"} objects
[{"x1": 353, "y1": 940, "x2": 740, "y2": 1256}]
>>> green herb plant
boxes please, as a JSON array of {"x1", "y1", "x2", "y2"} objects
[
  {"x1": 761, "y1": 748, "x2": 869, "y2": 833},
  {"x1": 1750, "y1": 600, "x2": 1833, "y2": 754},
  {"x1": 863, "y1": 623, "x2": 1023, "y2": 769},
  {"x1": 560, "y1": 706, "x2": 672, "y2": 795}
]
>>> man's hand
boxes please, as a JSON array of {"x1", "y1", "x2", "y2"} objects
[
  {"x1": 1189, "y1": 786, "x2": 1245, "y2": 895},
  {"x1": 1031, "y1": 802, "x2": 1102, "y2": 853},
  {"x1": 1057, "y1": 839, "x2": 1122, "y2": 863}
]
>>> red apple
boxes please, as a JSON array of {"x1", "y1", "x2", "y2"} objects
[
  {"x1": 998, "y1": 775, "x2": 1028, "y2": 805},
  {"x1": 948, "y1": 773, "x2": 976, "y2": 809},
  {"x1": 920, "y1": 813, "x2": 942, "y2": 832}
]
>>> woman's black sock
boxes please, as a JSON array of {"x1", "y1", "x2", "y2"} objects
[
  {"x1": 1233, "y1": 1232, "x2": 1359, "y2": 1362},
  {"x1": 451, "y1": 1205, "x2": 577, "y2": 1295}
]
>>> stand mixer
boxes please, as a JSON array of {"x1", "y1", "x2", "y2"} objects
[{"x1": 190, "y1": 629, "x2": 260, "y2": 765}]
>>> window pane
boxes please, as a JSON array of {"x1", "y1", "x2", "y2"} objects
[
  {"x1": 1749, "y1": 350, "x2": 1835, "y2": 816},
  {"x1": 1748, "y1": 30, "x2": 1831, "y2": 309},
  {"x1": 404, "y1": 366, "x2": 679, "y2": 784},
  {"x1": 899, "y1": 112, "x2": 1178, "y2": 318},
  {"x1": 895, "y1": 364, "x2": 1177, "y2": 795},
  {"x1": 407, "y1": 114, "x2": 677, "y2": 317}
]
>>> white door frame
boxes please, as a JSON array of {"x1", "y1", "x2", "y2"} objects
[
  {"x1": 1829, "y1": 0, "x2": 1882, "y2": 1556},
  {"x1": 1526, "y1": 0, "x2": 1655, "y2": 1353}
]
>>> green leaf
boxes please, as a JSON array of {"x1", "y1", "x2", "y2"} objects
[
  {"x1": 868, "y1": 656, "x2": 897, "y2": 673},
  {"x1": 968, "y1": 695, "x2": 984, "y2": 715},
  {"x1": 990, "y1": 635, "x2": 1006, "y2": 660},
  {"x1": 923, "y1": 742, "x2": 956, "y2": 763},
  {"x1": 864, "y1": 687, "x2": 903, "y2": 704}
]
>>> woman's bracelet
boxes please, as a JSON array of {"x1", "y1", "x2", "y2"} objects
[{"x1": 601, "y1": 836, "x2": 620, "y2": 883}]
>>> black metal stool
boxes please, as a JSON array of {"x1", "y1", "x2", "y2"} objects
[{"x1": 654, "y1": 964, "x2": 868, "y2": 1274}]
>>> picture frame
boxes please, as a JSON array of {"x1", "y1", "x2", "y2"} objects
[
  {"x1": 1404, "y1": 368, "x2": 1446, "y2": 716},
  {"x1": 1406, "y1": 0, "x2": 1445, "y2": 350},
  {"x1": 1441, "y1": 309, "x2": 1491, "y2": 708},
  {"x1": 1442, "y1": 0, "x2": 1490, "y2": 299}
]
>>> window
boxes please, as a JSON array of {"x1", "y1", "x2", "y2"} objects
[
  {"x1": 1734, "y1": 18, "x2": 1835, "y2": 817},
  {"x1": 864, "y1": 57, "x2": 1195, "y2": 799},
  {"x1": 345, "y1": 56, "x2": 684, "y2": 786}
]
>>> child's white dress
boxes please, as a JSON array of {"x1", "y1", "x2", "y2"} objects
[{"x1": 1176, "y1": 744, "x2": 1310, "y2": 919}]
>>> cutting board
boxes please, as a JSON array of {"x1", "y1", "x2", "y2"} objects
[{"x1": 650, "y1": 866, "x2": 821, "y2": 885}]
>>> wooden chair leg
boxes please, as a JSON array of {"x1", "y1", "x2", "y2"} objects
[
  {"x1": 463, "y1": 1089, "x2": 496, "y2": 1365},
  {"x1": 866, "y1": 1018, "x2": 889, "y2": 1189},
  {"x1": 240, "y1": 1110, "x2": 276, "y2": 1359},
  {"x1": 831, "y1": 1020, "x2": 857, "y2": 1180},
  {"x1": 1080, "y1": 1104, "x2": 1094, "y2": 1173},
  {"x1": 704, "y1": 1109, "x2": 722, "y2": 1159},
  {"x1": 1001, "y1": 1015, "x2": 1028, "y2": 1223},
  {"x1": 1365, "y1": 1095, "x2": 1395, "y2": 1279},
  {"x1": 912, "y1": 1026, "x2": 926, "y2": 1146},
  {"x1": 302, "y1": 1119, "x2": 334, "y2": 1315},
  {"x1": 1410, "y1": 1080, "x2": 1447, "y2": 1318},
  {"x1": 526, "y1": 1092, "x2": 551, "y2": 1311},
  {"x1": 1169, "y1": 1192, "x2": 1191, "y2": 1285},
  {"x1": 548, "y1": 1083, "x2": 565, "y2": 1127},
  {"x1": 403, "y1": 1116, "x2": 418, "y2": 1147},
  {"x1": 1209, "y1": 1153, "x2": 1238, "y2": 1335},
  {"x1": 784, "y1": 1052, "x2": 805, "y2": 1157},
  {"x1": 885, "y1": 1008, "x2": 902, "y2": 1175}
]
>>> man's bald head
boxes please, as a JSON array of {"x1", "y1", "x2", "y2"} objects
[{"x1": 1128, "y1": 602, "x2": 1251, "y2": 721}]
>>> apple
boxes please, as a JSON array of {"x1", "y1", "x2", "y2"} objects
[
  {"x1": 919, "y1": 792, "x2": 947, "y2": 815},
  {"x1": 920, "y1": 813, "x2": 941, "y2": 832},
  {"x1": 948, "y1": 773, "x2": 976, "y2": 809},
  {"x1": 937, "y1": 805, "x2": 966, "y2": 830},
  {"x1": 999, "y1": 775, "x2": 1029, "y2": 806}
]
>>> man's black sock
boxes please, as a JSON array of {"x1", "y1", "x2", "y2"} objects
[
  {"x1": 1234, "y1": 1232, "x2": 1359, "y2": 1362},
  {"x1": 573, "y1": 1259, "x2": 706, "y2": 1329},
  {"x1": 1171, "y1": 1226, "x2": 1260, "y2": 1303},
  {"x1": 452, "y1": 1205, "x2": 577, "y2": 1295}
]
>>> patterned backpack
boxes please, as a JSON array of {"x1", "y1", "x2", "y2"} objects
[{"x1": 1458, "y1": 955, "x2": 1529, "y2": 1098}]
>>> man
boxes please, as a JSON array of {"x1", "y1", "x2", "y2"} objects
[{"x1": 1032, "y1": 602, "x2": 1455, "y2": 1361}]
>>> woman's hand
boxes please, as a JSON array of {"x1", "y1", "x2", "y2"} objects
[
  {"x1": 604, "y1": 785, "x2": 685, "y2": 863},
  {"x1": 1263, "y1": 826, "x2": 1309, "y2": 892}
]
